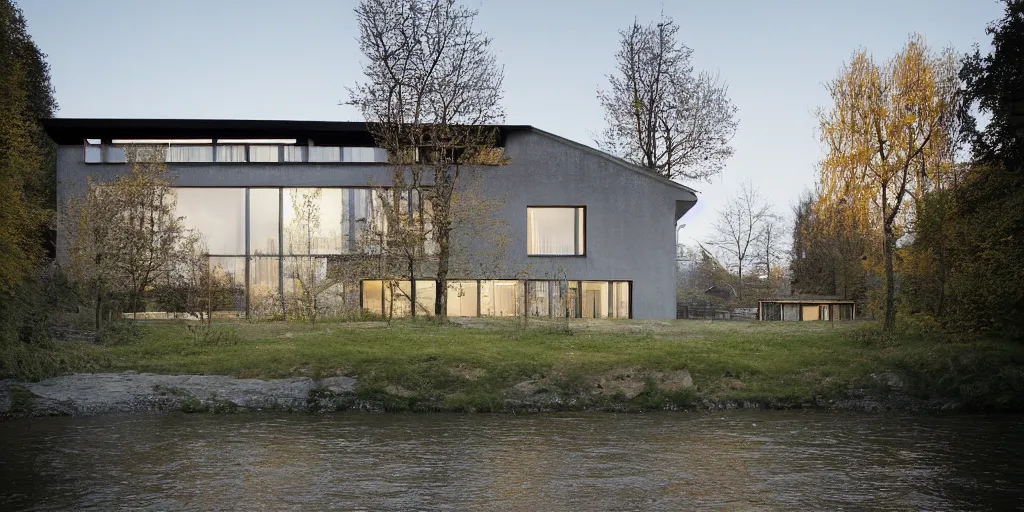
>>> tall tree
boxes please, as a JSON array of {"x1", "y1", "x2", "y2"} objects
[
  {"x1": 757, "y1": 212, "x2": 786, "y2": 290},
  {"x1": 946, "y1": 0, "x2": 1024, "y2": 336},
  {"x1": 817, "y1": 35, "x2": 959, "y2": 331},
  {"x1": 0, "y1": 0, "x2": 56, "y2": 295},
  {"x1": 65, "y1": 147, "x2": 185, "y2": 331},
  {"x1": 598, "y1": 15, "x2": 738, "y2": 182},
  {"x1": 708, "y1": 182, "x2": 771, "y2": 300},
  {"x1": 790, "y1": 190, "x2": 869, "y2": 301},
  {"x1": 348, "y1": 0, "x2": 506, "y2": 322}
]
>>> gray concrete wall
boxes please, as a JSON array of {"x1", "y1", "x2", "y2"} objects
[{"x1": 55, "y1": 131, "x2": 696, "y2": 319}]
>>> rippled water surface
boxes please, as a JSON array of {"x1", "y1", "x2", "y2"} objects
[{"x1": 1, "y1": 411, "x2": 1023, "y2": 510}]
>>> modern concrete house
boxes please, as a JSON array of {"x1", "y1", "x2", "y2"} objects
[{"x1": 45, "y1": 119, "x2": 698, "y2": 320}]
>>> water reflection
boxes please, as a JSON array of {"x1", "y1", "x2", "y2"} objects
[{"x1": 1, "y1": 412, "x2": 1022, "y2": 510}]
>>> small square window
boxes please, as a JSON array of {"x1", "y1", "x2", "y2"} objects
[{"x1": 527, "y1": 206, "x2": 585, "y2": 256}]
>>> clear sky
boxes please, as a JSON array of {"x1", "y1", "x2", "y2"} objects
[{"x1": 20, "y1": 0, "x2": 1004, "y2": 245}]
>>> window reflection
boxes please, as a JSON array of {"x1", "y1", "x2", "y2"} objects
[
  {"x1": 414, "y1": 280, "x2": 436, "y2": 316},
  {"x1": 384, "y1": 281, "x2": 412, "y2": 317},
  {"x1": 362, "y1": 280, "x2": 384, "y2": 315},
  {"x1": 283, "y1": 188, "x2": 344, "y2": 255},
  {"x1": 250, "y1": 256, "x2": 281, "y2": 318},
  {"x1": 283, "y1": 256, "x2": 351, "y2": 317},
  {"x1": 174, "y1": 188, "x2": 246, "y2": 255},
  {"x1": 208, "y1": 257, "x2": 246, "y2": 312},
  {"x1": 250, "y1": 188, "x2": 280, "y2": 255},
  {"x1": 447, "y1": 281, "x2": 478, "y2": 317}
]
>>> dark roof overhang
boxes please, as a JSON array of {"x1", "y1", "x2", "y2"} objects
[{"x1": 40, "y1": 118, "x2": 532, "y2": 146}]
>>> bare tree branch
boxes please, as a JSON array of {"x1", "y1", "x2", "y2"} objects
[{"x1": 597, "y1": 16, "x2": 738, "y2": 183}]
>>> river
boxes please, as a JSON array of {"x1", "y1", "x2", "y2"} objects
[{"x1": 1, "y1": 411, "x2": 1022, "y2": 510}]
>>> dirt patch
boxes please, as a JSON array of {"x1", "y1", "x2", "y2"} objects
[
  {"x1": 595, "y1": 368, "x2": 647, "y2": 399},
  {"x1": 653, "y1": 369, "x2": 694, "y2": 391}
]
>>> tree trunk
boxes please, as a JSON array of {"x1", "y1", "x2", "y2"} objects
[
  {"x1": 409, "y1": 260, "x2": 416, "y2": 318},
  {"x1": 737, "y1": 260, "x2": 743, "y2": 301},
  {"x1": 434, "y1": 231, "x2": 450, "y2": 323},
  {"x1": 94, "y1": 288, "x2": 103, "y2": 332},
  {"x1": 883, "y1": 224, "x2": 897, "y2": 332}
]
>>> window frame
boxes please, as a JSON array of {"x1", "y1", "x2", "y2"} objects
[{"x1": 526, "y1": 205, "x2": 586, "y2": 257}]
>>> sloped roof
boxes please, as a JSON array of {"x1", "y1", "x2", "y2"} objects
[
  {"x1": 40, "y1": 117, "x2": 700, "y2": 198},
  {"x1": 524, "y1": 127, "x2": 700, "y2": 196}
]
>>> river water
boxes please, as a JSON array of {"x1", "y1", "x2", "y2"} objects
[{"x1": 1, "y1": 411, "x2": 1022, "y2": 511}]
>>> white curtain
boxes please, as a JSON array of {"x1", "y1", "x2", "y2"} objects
[
  {"x1": 528, "y1": 207, "x2": 579, "y2": 255},
  {"x1": 217, "y1": 145, "x2": 245, "y2": 162},
  {"x1": 167, "y1": 145, "x2": 213, "y2": 162},
  {"x1": 249, "y1": 145, "x2": 279, "y2": 162},
  {"x1": 309, "y1": 146, "x2": 341, "y2": 162}
]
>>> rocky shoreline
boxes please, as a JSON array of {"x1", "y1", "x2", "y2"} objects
[{"x1": 0, "y1": 371, "x2": 968, "y2": 419}]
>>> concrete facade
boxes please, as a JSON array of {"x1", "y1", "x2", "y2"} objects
[{"x1": 50, "y1": 120, "x2": 697, "y2": 320}]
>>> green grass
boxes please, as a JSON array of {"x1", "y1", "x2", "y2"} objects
[{"x1": 4, "y1": 318, "x2": 1024, "y2": 411}]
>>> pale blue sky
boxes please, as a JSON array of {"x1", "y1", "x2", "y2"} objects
[{"x1": 21, "y1": 0, "x2": 1003, "y2": 244}]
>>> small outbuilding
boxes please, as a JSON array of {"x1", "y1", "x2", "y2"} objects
[{"x1": 758, "y1": 297, "x2": 856, "y2": 322}]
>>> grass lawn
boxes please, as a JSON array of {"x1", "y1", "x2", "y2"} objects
[{"x1": 5, "y1": 318, "x2": 1024, "y2": 411}]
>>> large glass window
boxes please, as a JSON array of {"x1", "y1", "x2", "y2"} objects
[
  {"x1": 527, "y1": 207, "x2": 585, "y2": 256},
  {"x1": 249, "y1": 189, "x2": 280, "y2": 255},
  {"x1": 527, "y1": 281, "x2": 552, "y2": 317},
  {"x1": 283, "y1": 188, "x2": 344, "y2": 255},
  {"x1": 283, "y1": 256, "x2": 349, "y2": 317},
  {"x1": 342, "y1": 188, "x2": 374, "y2": 252},
  {"x1": 414, "y1": 281, "x2": 436, "y2": 316},
  {"x1": 613, "y1": 282, "x2": 630, "y2": 318},
  {"x1": 208, "y1": 257, "x2": 246, "y2": 313},
  {"x1": 581, "y1": 281, "x2": 609, "y2": 318},
  {"x1": 173, "y1": 188, "x2": 246, "y2": 255},
  {"x1": 447, "y1": 281, "x2": 478, "y2": 317},
  {"x1": 362, "y1": 280, "x2": 384, "y2": 315},
  {"x1": 481, "y1": 280, "x2": 522, "y2": 317},
  {"x1": 358, "y1": 279, "x2": 628, "y2": 318},
  {"x1": 250, "y1": 256, "x2": 281, "y2": 318},
  {"x1": 384, "y1": 281, "x2": 413, "y2": 317}
]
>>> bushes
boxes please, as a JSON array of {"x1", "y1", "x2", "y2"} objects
[
  {"x1": 0, "y1": 339, "x2": 111, "y2": 381},
  {"x1": 0, "y1": 264, "x2": 81, "y2": 344}
]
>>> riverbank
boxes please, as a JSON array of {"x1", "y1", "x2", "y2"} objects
[{"x1": 2, "y1": 319, "x2": 1023, "y2": 417}]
